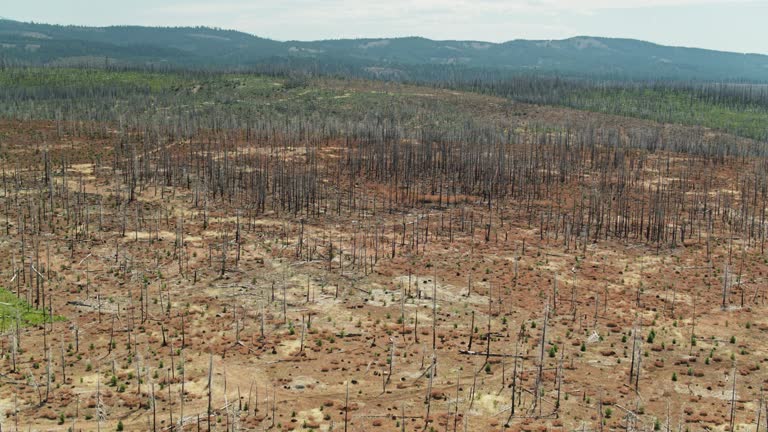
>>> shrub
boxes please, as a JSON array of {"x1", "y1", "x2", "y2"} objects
[{"x1": 646, "y1": 330, "x2": 656, "y2": 344}]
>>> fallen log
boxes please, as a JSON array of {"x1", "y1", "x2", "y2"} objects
[{"x1": 459, "y1": 350, "x2": 528, "y2": 358}]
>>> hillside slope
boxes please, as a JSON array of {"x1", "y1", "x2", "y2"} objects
[{"x1": 1, "y1": 19, "x2": 767, "y2": 81}]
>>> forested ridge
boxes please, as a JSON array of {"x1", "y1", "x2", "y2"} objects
[{"x1": 2, "y1": 18, "x2": 767, "y2": 81}]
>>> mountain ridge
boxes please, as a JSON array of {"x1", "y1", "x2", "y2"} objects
[{"x1": 1, "y1": 18, "x2": 767, "y2": 81}]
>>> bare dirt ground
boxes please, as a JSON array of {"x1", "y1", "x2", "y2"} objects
[{"x1": 0, "y1": 119, "x2": 766, "y2": 432}]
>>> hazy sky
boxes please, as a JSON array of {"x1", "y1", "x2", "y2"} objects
[{"x1": 4, "y1": 0, "x2": 768, "y2": 54}]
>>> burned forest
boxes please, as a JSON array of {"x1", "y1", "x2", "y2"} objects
[{"x1": 0, "y1": 66, "x2": 767, "y2": 432}]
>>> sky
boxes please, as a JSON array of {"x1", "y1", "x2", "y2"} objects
[{"x1": 4, "y1": 0, "x2": 768, "y2": 54}]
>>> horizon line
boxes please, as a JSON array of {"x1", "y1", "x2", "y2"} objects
[{"x1": 2, "y1": 17, "x2": 766, "y2": 56}]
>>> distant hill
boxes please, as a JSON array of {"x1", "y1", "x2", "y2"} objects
[{"x1": 1, "y1": 19, "x2": 767, "y2": 81}]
